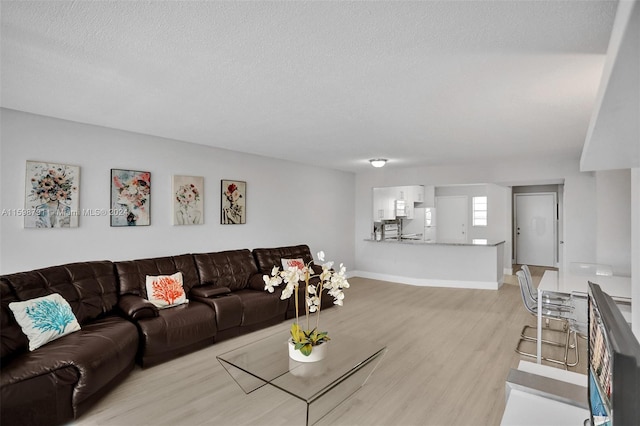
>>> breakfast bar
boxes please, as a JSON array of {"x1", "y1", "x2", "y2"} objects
[{"x1": 358, "y1": 239, "x2": 506, "y2": 290}]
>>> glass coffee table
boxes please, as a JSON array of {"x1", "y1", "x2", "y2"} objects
[{"x1": 217, "y1": 332, "x2": 387, "y2": 425}]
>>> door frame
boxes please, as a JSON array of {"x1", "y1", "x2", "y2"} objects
[{"x1": 513, "y1": 192, "x2": 558, "y2": 267}]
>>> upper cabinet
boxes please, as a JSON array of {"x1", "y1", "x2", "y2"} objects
[
  {"x1": 372, "y1": 187, "x2": 396, "y2": 221},
  {"x1": 372, "y1": 185, "x2": 435, "y2": 221}
]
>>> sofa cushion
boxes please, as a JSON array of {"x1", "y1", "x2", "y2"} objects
[
  {"x1": 9, "y1": 293, "x2": 81, "y2": 351},
  {"x1": 1, "y1": 261, "x2": 118, "y2": 325},
  {"x1": 234, "y1": 289, "x2": 288, "y2": 326},
  {"x1": 253, "y1": 245, "x2": 314, "y2": 274},
  {"x1": 115, "y1": 254, "x2": 199, "y2": 297},
  {"x1": 135, "y1": 301, "x2": 216, "y2": 366},
  {"x1": 193, "y1": 249, "x2": 258, "y2": 291},
  {"x1": 191, "y1": 293, "x2": 242, "y2": 331}
]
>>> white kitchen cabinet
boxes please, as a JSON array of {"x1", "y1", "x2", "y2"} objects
[
  {"x1": 409, "y1": 185, "x2": 425, "y2": 204},
  {"x1": 396, "y1": 186, "x2": 408, "y2": 201},
  {"x1": 372, "y1": 185, "x2": 431, "y2": 221},
  {"x1": 396, "y1": 185, "x2": 423, "y2": 203},
  {"x1": 372, "y1": 187, "x2": 396, "y2": 221}
]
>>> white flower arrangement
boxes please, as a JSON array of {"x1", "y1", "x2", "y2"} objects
[{"x1": 263, "y1": 251, "x2": 349, "y2": 356}]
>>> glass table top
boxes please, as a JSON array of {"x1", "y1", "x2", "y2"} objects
[{"x1": 216, "y1": 332, "x2": 387, "y2": 403}]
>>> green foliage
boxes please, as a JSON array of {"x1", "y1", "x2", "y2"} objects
[{"x1": 290, "y1": 323, "x2": 330, "y2": 357}]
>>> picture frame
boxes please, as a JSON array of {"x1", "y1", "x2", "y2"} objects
[
  {"x1": 172, "y1": 175, "x2": 204, "y2": 225},
  {"x1": 24, "y1": 161, "x2": 80, "y2": 228},
  {"x1": 221, "y1": 179, "x2": 246, "y2": 224},
  {"x1": 110, "y1": 169, "x2": 151, "y2": 226}
]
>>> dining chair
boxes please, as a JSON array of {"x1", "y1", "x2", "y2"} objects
[
  {"x1": 514, "y1": 270, "x2": 573, "y2": 367},
  {"x1": 521, "y1": 265, "x2": 571, "y2": 307},
  {"x1": 518, "y1": 266, "x2": 572, "y2": 342}
]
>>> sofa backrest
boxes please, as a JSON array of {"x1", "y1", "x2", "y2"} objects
[
  {"x1": 252, "y1": 244, "x2": 314, "y2": 274},
  {"x1": 0, "y1": 260, "x2": 118, "y2": 327},
  {"x1": 0, "y1": 280, "x2": 29, "y2": 361},
  {"x1": 115, "y1": 254, "x2": 199, "y2": 297},
  {"x1": 193, "y1": 249, "x2": 258, "y2": 291}
]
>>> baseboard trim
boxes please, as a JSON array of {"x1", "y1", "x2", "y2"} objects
[
  {"x1": 504, "y1": 267, "x2": 514, "y2": 275},
  {"x1": 349, "y1": 270, "x2": 502, "y2": 290}
]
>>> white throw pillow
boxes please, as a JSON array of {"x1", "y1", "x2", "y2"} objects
[
  {"x1": 145, "y1": 271, "x2": 188, "y2": 309},
  {"x1": 281, "y1": 258, "x2": 305, "y2": 270},
  {"x1": 9, "y1": 293, "x2": 81, "y2": 351}
]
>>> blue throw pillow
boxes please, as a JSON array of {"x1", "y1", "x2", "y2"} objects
[{"x1": 9, "y1": 293, "x2": 81, "y2": 351}]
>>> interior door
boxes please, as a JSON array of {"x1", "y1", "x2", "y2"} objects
[
  {"x1": 515, "y1": 193, "x2": 556, "y2": 267},
  {"x1": 435, "y1": 196, "x2": 468, "y2": 243}
]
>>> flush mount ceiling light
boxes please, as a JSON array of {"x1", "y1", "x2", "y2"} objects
[{"x1": 369, "y1": 159, "x2": 387, "y2": 168}]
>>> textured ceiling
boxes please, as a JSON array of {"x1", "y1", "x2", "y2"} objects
[{"x1": 1, "y1": 1, "x2": 618, "y2": 172}]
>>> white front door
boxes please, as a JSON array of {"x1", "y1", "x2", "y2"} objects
[
  {"x1": 436, "y1": 196, "x2": 468, "y2": 243},
  {"x1": 515, "y1": 193, "x2": 556, "y2": 267}
]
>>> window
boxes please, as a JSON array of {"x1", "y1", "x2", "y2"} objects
[{"x1": 472, "y1": 196, "x2": 487, "y2": 226}]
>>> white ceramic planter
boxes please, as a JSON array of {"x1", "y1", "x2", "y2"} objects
[
  {"x1": 289, "y1": 357, "x2": 329, "y2": 377},
  {"x1": 288, "y1": 340, "x2": 328, "y2": 363}
]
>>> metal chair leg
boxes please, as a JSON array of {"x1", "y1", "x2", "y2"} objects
[
  {"x1": 515, "y1": 332, "x2": 570, "y2": 367},
  {"x1": 520, "y1": 325, "x2": 567, "y2": 347},
  {"x1": 564, "y1": 332, "x2": 586, "y2": 368}
]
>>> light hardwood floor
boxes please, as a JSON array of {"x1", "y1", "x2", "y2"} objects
[{"x1": 75, "y1": 273, "x2": 585, "y2": 426}]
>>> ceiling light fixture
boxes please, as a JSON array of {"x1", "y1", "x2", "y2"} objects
[{"x1": 369, "y1": 159, "x2": 387, "y2": 168}]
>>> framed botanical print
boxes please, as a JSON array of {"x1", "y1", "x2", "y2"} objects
[
  {"x1": 221, "y1": 180, "x2": 246, "y2": 224},
  {"x1": 24, "y1": 161, "x2": 80, "y2": 228},
  {"x1": 111, "y1": 169, "x2": 151, "y2": 226},
  {"x1": 172, "y1": 175, "x2": 204, "y2": 225}
]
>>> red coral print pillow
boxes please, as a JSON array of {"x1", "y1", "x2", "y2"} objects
[
  {"x1": 281, "y1": 258, "x2": 305, "y2": 270},
  {"x1": 145, "y1": 272, "x2": 188, "y2": 308}
]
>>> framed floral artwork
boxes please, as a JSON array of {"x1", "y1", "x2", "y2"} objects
[
  {"x1": 221, "y1": 179, "x2": 246, "y2": 224},
  {"x1": 24, "y1": 161, "x2": 80, "y2": 228},
  {"x1": 110, "y1": 169, "x2": 151, "y2": 226},
  {"x1": 172, "y1": 175, "x2": 204, "y2": 225}
]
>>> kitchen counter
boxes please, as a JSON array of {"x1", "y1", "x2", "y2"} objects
[
  {"x1": 357, "y1": 238, "x2": 506, "y2": 290},
  {"x1": 363, "y1": 238, "x2": 505, "y2": 247}
]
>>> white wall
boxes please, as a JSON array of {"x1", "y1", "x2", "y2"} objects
[
  {"x1": 0, "y1": 109, "x2": 356, "y2": 274},
  {"x1": 632, "y1": 168, "x2": 639, "y2": 337},
  {"x1": 596, "y1": 169, "x2": 632, "y2": 276},
  {"x1": 487, "y1": 183, "x2": 511, "y2": 272},
  {"x1": 563, "y1": 173, "x2": 598, "y2": 269}
]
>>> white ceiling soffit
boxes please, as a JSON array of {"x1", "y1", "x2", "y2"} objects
[
  {"x1": 1, "y1": 1, "x2": 618, "y2": 173},
  {"x1": 581, "y1": 0, "x2": 639, "y2": 172}
]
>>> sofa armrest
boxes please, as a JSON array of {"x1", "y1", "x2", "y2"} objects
[
  {"x1": 1, "y1": 364, "x2": 78, "y2": 426},
  {"x1": 190, "y1": 285, "x2": 231, "y2": 298},
  {"x1": 118, "y1": 294, "x2": 158, "y2": 320}
]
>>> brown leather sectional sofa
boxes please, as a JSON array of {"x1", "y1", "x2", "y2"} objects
[{"x1": 0, "y1": 244, "x2": 332, "y2": 426}]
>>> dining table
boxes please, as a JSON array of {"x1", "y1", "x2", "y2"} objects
[{"x1": 535, "y1": 270, "x2": 632, "y2": 364}]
